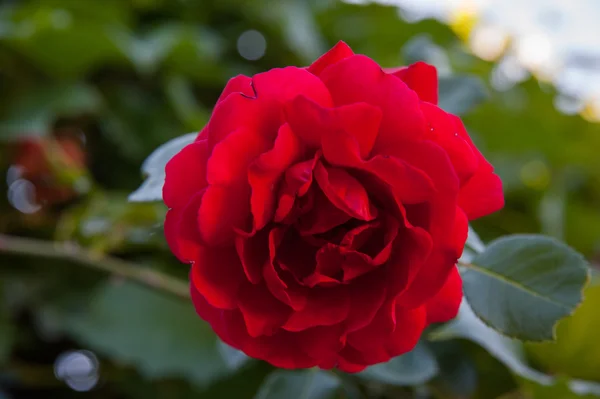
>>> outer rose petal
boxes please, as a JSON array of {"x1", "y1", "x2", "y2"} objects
[
  {"x1": 163, "y1": 140, "x2": 209, "y2": 209},
  {"x1": 344, "y1": 302, "x2": 427, "y2": 364},
  {"x1": 450, "y1": 115, "x2": 504, "y2": 219},
  {"x1": 307, "y1": 41, "x2": 354, "y2": 77},
  {"x1": 190, "y1": 245, "x2": 247, "y2": 310},
  {"x1": 426, "y1": 266, "x2": 462, "y2": 325},
  {"x1": 207, "y1": 127, "x2": 272, "y2": 186},
  {"x1": 459, "y1": 170, "x2": 504, "y2": 220},
  {"x1": 206, "y1": 67, "x2": 333, "y2": 151},
  {"x1": 282, "y1": 286, "x2": 351, "y2": 331},
  {"x1": 197, "y1": 183, "x2": 250, "y2": 246},
  {"x1": 237, "y1": 283, "x2": 291, "y2": 337},
  {"x1": 319, "y1": 54, "x2": 427, "y2": 152},
  {"x1": 389, "y1": 61, "x2": 438, "y2": 104},
  {"x1": 216, "y1": 74, "x2": 254, "y2": 104},
  {"x1": 164, "y1": 190, "x2": 204, "y2": 263},
  {"x1": 285, "y1": 95, "x2": 382, "y2": 157},
  {"x1": 421, "y1": 103, "x2": 478, "y2": 184},
  {"x1": 396, "y1": 207, "x2": 468, "y2": 308}
]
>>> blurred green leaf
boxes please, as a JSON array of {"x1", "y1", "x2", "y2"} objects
[
  {"x1": 461, "y1": 234, "x2": 589, "y2": 341},
  {"x1": 112, "y1": 24, "x2": 194, "y2": 75},
  {"x1": 526, "y1": 278, "x2": 600, "y2": 381},
  {"x1": 56, "y1": 192, "x2": 166, "y2": 253},
  {"x1": 439, "y1": 75, "x2": 488, "y2": 115},
  {"x1": 359, "y1": 341, "x2": 438, "y2": 386},
  {"x1": 0, "y1": 307, "x2": 14, "y2": 365},
  {"x1": 3, "y1": 6, "x2": 125, "y2": 77},
  {"x1": 0, "y1": 83, "x2": 102, "y2": 139},
  {"x1": 401, "y1": 34, "x2": 449, "y2": 67},
  {"x1": 431, "y1": 299, "x2": 553, "y2": 385},
  {"x1": 432, "y1": 299, "x2": 600, "y2": 397},
  {"x1": 60, "y1": 281, "x2": 231, "y2": 387},
  {"x1": 522, "y1": 377, "x2": 600, "y2": 399},
  {"x1": 99, "y1": 85, "x2": 182, "y2": 161},
  {"x1": 129, "y1": 133, "x2": 197, "y2": 202},
  {"x1": 164, "y1": 75, "x2": 210, "y2": 130},
  {"x1": 270, "y1": 0, "x2": 326, "y2": 63},
  {"x1": 217, "y1": 341, "x2": 250, "y2": 372},
  {"x1": 255, "y1": 370, "x2": 340, "y2": 399}
]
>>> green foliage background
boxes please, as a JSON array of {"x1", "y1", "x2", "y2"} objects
[{"x1": 1, "y1": 0, "x2": 599, "y2": 398}]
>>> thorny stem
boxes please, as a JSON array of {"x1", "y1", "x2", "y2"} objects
[{"x1": 0, "y1": 234, "x2": 190, "y2": 300}]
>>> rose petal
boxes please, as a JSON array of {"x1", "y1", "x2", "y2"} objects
[
  {"x1": 274, "y1": 155, "x2": 319, "y2": 223},
  {"x1": 263, "y1": 260, "x2": 308, "y2": 311},
  {"x1": 345, "y1": 302, "x2": 426, "y2": 364},
  {"x1": 190, "y1": 245, "x2": 246, "y2": 309},
  {"x1": 283, "y1": 286, "x2": 350, "y2": 331},
  {"x1": 235, "y1": 228, "x2": 269, "y2": 284},
  {"x1": 285, "y1": 95, "x2": 382, "y2": 157},
  {"x1": 198, "y1": 183, "x2": 251, "y2": 246},
  {"x1": 396, "y1": 207, "x2": 468, "y2": 308},
  {"x1": 386, "y1": 225, "x2": 433, "y2": 297},
  {"x1": 450, "y1": 115, "x2": 504, "y2": 219},
  {"x1": 206, "y1": 67, "x2": 332, "y2": 151},
  {"x1": 207, "y1": 127, "x2": 272, "y2": 186},
  {"x1": 164, "y1": 190, "x2": 205, "y2": 263},
  {"x1": 237, "y1": 283, "x2": 291, "y2": 337},
  {"x1": 426, "y1": 266, "x2": 463, "y2": 325},
  {"x1": 336, "y1": 358, "x2": 368, "y2": 373},
  {"x1": 276, "y1": 228, "x2": 319, "y2": 282},
  {"x1": 421, "y1": 103, "x2": 478, "y2": 184},
  {"x1": 389, "y1": 61, "x2": 438, "y2": 104},
  {"x1": 248, "y1": 123, "x2": 306, "y2": 230},
  {"x1": 319, "y1": 54, "x2": 427, "y2": 152},
  {"x1": 314, "y1": 162, "x2": 376, "y2": 221},
  {"x1": 296, "y1": 189, "x2": 351, "y2": 235},
  {"x1": 459, "y1": 170, "x2": 504, "y2": 220},
  {"x1": 163, "y1": 140, "x2": 209, "y2": 209},
  {"x1": 216, "y1": 74, "x2": 254, "y2": 104},
  {"x1": 307, "y1": 41, "x2": 355, "y2": 77},
  {"x1": 321, "y1": 128, "x2": 435, "y2": 208},
  {"x1": 345, "y1": 271, "x2": 387, "y2": 332}
]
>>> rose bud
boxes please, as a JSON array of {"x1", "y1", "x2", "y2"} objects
[{"x1": 11, "y1": 134, "x2": 86, "y2": 208}]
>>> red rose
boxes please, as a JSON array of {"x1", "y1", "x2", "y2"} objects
[{"x1": 163, "y1": 41, "x2": 504, "y2": 371}]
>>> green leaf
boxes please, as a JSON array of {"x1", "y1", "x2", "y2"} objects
[
  {"x1": 359, "y1": 341, "x2": 438, "y2": 386},
  {"x1": 61, "y1": 281, "x2": 231, "y2": 387},
  {"x1": 461, "y1": 234, "x2": 589, "y2": 341},
  {"x1": 438, "y1": 75, "x2": 488, "y2": 115},
  {"x1": 461, "y1": 225, "x2": 485, "y2": 263},
  {"x1": 217, "y1": 340, "x2": 250, "y2": 371},
  {"x1": 255, "y1": 369, "x2": 341, "y2": 399},
  {"x1": 128, "y1": 133, "x2": 197, "y2": 202}
]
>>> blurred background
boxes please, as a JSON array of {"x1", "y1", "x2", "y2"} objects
[{"x1": 1, "y1": 0, "x2": 600, "y2": 398}]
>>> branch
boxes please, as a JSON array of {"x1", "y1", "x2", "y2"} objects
[{"x1": 0, "y1": 234, "x2": 190, "y2": 300}]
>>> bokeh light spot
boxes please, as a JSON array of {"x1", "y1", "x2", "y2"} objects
[{"x1": 237, "y1": 30, "x2": 267, "y2": 61}]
